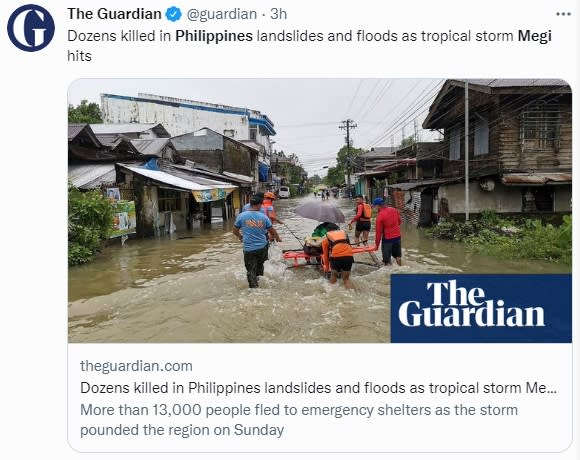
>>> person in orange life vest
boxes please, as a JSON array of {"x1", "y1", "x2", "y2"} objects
[
  {"x1": 373, "y1": 197, "x2": 402, "y2": 266},
  {"x1": 321, "y1": 229, "x2": 354, "y2": 289},
  {"x1": 262, "y1": 191, "x2": 284, "y2": 225},
  {"x1": 348, "y1": 194, "x2": 372, "y2": 244}
]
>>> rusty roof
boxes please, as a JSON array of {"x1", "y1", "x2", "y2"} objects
[
  {"x1": 387, "y1": 178, "x2": 462, "y2": 191},
  {"x1": 501, "y1": 173, "x2": 572, "y2": 185},
  {"x1": 68, "y1": 124, "x2": 86, "y2": 140},
  {"x1": 452, "y1": 79, "x2": 569, "y2": 89},
  {"x1": 423, "y1": 79, "x2": 571, "y2": 129},
  {"x1": 358, "y1": 159, "x2": 416, "y2": 176},
  {"x1": 131, "y1": 138, "x2": 172, "y2": 156},
  {"x1": 68, "y1": 123, "x2": 102, "y2": 146}
]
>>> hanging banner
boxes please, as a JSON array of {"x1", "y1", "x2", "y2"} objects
[
  {"x1": 110, "y1": 200, "x2": 137, "y2": 238},
  {"x1": 192, "y1": 188, "x2": 234, "y2": 203}
]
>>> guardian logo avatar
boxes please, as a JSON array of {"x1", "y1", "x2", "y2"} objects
[{"x1": 7, "y1": 4, "x2": 54, "y2": 52}]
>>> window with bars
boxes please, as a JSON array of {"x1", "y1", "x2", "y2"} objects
[
  {"x1": 158, "y1": 188, "x2": 181, "y2": 212},
  {"x1": 249, "y1": 125, "x2": 258, "y2": 141},
  {"x1": 520, "y1": 104, "x2": 561, "y2": 152}
]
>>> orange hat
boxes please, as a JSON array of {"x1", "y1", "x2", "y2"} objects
[{"x1": 264, "y1": 192, "x2": 277, "y2": 199}]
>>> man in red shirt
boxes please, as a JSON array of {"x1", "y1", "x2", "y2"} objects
[{"x1": 373, "y1": 197, "x2": 402, "y2": 266}]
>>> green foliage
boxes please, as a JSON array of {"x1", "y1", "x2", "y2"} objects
[
  {"x1": 68, "y1": 99, "x2": 102, "y2": 124},
  {"x1": 387, "y1": 172, "x2": 403, "y2": 185},
  {"x1": 400, "y1": 135, "x2": 415, "y2": 148},
  {"x1": 428, "y1": 210, "x2": 571, "y2": 265},
  {"x1": 68, "y1": 184, "x2": 114, "y2": 266},
  {"x1": 479, "y1": 209, "x2": 501, "y2": 225},
  {"x1": 309, "y1": 174, "x2": 322, "y2": 186},
  {"x1": 324, "y1": 145, "x2": 364, "y2": 187},
  {"x1": 325, "y1": 165, "x2": 345, "y2": 187}
]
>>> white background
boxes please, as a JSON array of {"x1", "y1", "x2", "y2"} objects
[
  {"x1": 1, "y1": 0, "x2": 578, "y2": 459},
  {"x1": 69, "y1": 344, "x2": 572, "y2": 453}
]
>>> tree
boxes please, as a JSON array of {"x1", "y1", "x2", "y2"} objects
[
  {"x1": 323, "y1": 144, "x2": 364, "y2": 187},
  {"x1": 336, "y1": 145, "x2": 363, "y2": 169},
  {"x1": 310, "y1": 175, "x2": 322, "y2": 186},
  {"x1": 325, "y1": 165, "x2": 344, "y2": 187},
  {"x1": 68, "y1": 99, "x2": 103, "y2": 124},
  {"x1": 401, "y1": 135, "x2": 415, "y2": 148}
]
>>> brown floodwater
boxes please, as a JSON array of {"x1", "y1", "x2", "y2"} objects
[{"x1": 68, "y1": 196, "x2": 569, "y2": 343}]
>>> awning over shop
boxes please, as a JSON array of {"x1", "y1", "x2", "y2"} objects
[
  {"x1": 501, "y1": 173, "x2": 572, "y2": 186},
  {"x1": 222, "y1": 171, "x2": 254, "y2": 184},
  {"x1": 387, "y1": 178, "x2": 460, "y2": 191},
  {"x1": 119, "y1": 164, "x2": 237, "y2": 202},
  {"x1": 358, "y1": 159, "x2": 417, "y2": 176}
]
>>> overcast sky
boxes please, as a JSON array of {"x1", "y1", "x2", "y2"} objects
[{"x1": 68, "y1": 78, "x2": 444, "y2": 176}]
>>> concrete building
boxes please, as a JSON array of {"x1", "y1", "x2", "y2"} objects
[{"x1": 100, "y1": 93, "x2": 275, "y2": 171}]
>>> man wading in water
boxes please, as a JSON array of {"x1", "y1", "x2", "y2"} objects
[{"x1": 233, "y1": 195, "x2": 281, "y2": 288}]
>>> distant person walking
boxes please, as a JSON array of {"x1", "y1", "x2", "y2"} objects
[
  {"x1": 348, "y1": 194, "x2": 372, "y2": 244},
  {"x1": 373, "y1": 197, "x2": 402, "y2": 266},
  {"x1": 321, "y1": 229, "x2": 354, "y2": 289},
  {"x1": 233, "y1": 195, "x2": 281, "y2": 288}
]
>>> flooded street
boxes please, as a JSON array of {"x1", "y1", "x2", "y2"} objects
[{"x1": 68, "y1": 196, "x2": 569, "y2": 343}]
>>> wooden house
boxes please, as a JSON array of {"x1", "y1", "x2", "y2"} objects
[{"x1": 420, "y1": 79, "x2": 572, "y2": 219}]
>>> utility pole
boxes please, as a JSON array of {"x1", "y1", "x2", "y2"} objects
[{"x1": 339, "y1": 119, "x2": 357, "y2": 196}]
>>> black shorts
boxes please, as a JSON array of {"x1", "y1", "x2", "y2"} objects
[
  {"x1": 355, "y1": 221, "x2": 371, "y2": 232},
  {"x1": 381, "y1": 239, "x2": 402, "y2": 262},
  {"x1": 330, "y1": 256, "x2": 354, "y2": 272}
]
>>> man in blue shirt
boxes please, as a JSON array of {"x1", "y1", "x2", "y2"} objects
[{"x1": 233, "y1": 195, "x2": 281, "y2": 288}]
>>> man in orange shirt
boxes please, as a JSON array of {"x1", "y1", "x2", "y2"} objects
[
  {"x1": 321, "y1": 229, "x2": 354, "y2": 289},
  {"x1": 262, "y1": 191, "x2": 284, "y2": 225}
]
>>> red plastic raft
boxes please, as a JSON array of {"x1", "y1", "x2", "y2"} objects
[{"x1": 282, "y1": 245, "x2": 378, "y2": 272}]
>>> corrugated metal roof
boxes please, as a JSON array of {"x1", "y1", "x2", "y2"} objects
[
  {"x1": 131, "y1": 138, "x2": 171, "y2": 155},
  {"x1": 358, "y1": 159, "x2": 416, "y2": 176},
  {"x1": 222, "y1": 171, "x2": 254, "y2": 183},
  {"x1": 94, "y1": 133, "x2": 121, "y2": 146},
  {"x1": 501, "y1": 173, "x2": 572, "y2": 185},
  {"x1": 424, "y1": 79, "x2": 571, "y2": 129},
  {"x1": 68, "y1": 124, "x2": 87, "y2": 141},
  {"x1": 90, "y1": 123, "x2": 167, "y2": 135},
  {"x1": 388, "y1": 178, "x2": 461, "y2": 191},
  {"x1": 68, "y1": 164, "x2": 116, "y2": 189},
  {"x1": 361, "y1": 147, "x2": 397, "y2": 158},
  {"x1": 119, "y1": 164, "x2": 236, "y2": 191},
  {"x1": 170, "y1": 165, "x2": 253, "y2": 185},
  {"x1": 453, "y1": 79, "x2": 569, "y2": 88}
]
